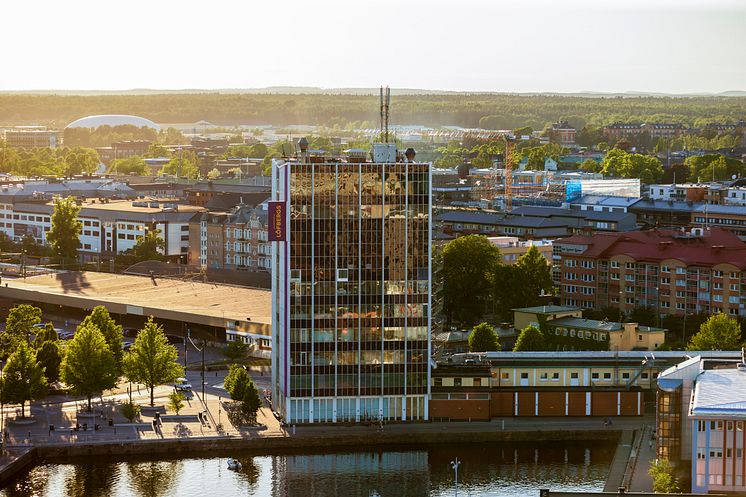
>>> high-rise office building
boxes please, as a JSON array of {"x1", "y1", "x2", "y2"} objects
[{"x1": 271, "y1": 144, "x2": 431, "y2": 423}]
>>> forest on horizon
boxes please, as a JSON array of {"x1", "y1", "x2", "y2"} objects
[{"x1": 1, "y1": 93, "x2": 745, "y2": 131}]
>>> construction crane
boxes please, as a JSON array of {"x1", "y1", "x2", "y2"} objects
[{"x1": 504, "y1": 134, "x2": 516, "y2": 212}]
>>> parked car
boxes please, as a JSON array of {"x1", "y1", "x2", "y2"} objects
[{"x1": 174, "y1": 377, "x2": 192, "y2": 392}]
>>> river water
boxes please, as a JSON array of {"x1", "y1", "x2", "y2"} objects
[{"x1": 1, "y1": 442, "x2": 614, "y2": 497}]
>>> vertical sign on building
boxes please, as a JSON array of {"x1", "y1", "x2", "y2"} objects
[{"x1": 268, "y1": 201, "x2": 286, "y2": 241}]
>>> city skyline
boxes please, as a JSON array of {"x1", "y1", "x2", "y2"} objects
[{"x1": 3, "y1": 0, "x2": 745, "y2": 94}]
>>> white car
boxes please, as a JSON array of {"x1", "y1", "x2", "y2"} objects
[{"x1": 174, "y1": 378, "x2": 192, "y2": 391}]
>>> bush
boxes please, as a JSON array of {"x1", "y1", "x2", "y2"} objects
[
  {"x1": 649, "y1": 458, "x2": 678, "y2": 493},
  {"x1": 121, "y1": 401, "x2": 141, "y2": 422}
]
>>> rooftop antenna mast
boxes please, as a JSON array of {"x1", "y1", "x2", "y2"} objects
[{"x1": 380, "y1": 86, "x2": 390, "y2": 143}]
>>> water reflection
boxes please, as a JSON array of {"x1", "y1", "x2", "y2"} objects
[
  {"x1": 64, "y1": 463, "x2": 119, "y2": 497},
  {"x1": 0, "y1": 442, "x2": 614, "y2": 497},
  {"x1": 127, "y1": 460, "x2": 181, "y2": 497}
]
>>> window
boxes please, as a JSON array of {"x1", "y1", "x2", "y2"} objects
[
  {"x1": 540, "y1": 372, "x2": 548, "y2": 380},
  {"x1": 714, "y1": 270, "x2": 723, "y2": 277},
  {"x1": 661, "y1": 265, "x2": 670, "y2": 273},
  {"x1": 520, "y1": 373, "x2": 529, "y2": 379},
  {"x1": 591, "y1": 372, "x2": 599, "y2": 379},
  {"x1": 454, "y1": 378, "x2": 462, "y2": 387},
  {"x1": 570, "y1": 372, "x2": 579, "y2": 379},
  {"x1": 501, "y1": 372, "x2": 509, "y2": 380},
  {"x1": 641, "y1": 373, "x2": 649, "y2": 379},
  {"x1": 337, "y1": 269, "x2": 349, "y2": 282},
  {"x1": 473, "y1": 378, "x2": 482, "y2": 387},
  {"x1": 552, "y1": 372, "x2": 559, "y2": 380}
]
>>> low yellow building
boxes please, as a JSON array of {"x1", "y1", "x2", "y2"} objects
[{"x1": 513, "y1": 306, "x2": 667, "y2": 352}]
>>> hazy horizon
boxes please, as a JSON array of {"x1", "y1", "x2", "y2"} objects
[{"x1": 3, "y1": 0, "x2": 745, "y2": 94}]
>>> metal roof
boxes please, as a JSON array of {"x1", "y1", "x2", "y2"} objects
[{"x1": 692, "y1": 368, "x2": 746, "y2": 418}]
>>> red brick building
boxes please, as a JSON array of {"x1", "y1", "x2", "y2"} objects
[{"x1": 556, "y1": 228, "x2": 746, "y2": 318}]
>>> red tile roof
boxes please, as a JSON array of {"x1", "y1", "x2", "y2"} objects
[{"x1": 560, "y1": 228, "x2": 746, "y2": 269}]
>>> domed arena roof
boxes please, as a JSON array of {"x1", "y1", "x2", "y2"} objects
[{"x1": 66, "y1": 114, "x2": 160, "y2": 130}]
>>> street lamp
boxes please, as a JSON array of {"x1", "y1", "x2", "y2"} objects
[{"x1": 450, "y1": 457, "x2": 461, "y2": 497}]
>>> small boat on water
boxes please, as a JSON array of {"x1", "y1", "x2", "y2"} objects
[{"x1": 227, "y1": 458, "x2": 242, "y2": 470}]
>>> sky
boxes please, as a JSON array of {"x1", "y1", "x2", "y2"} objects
[{"x1": 3, "y1": 0, "x2": 745, "y2": 94}]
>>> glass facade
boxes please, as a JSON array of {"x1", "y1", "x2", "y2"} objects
[
  {"x1": 272, "y1": 158, "x2": 431, "y2": 423},
  {"x1": 656, "y1": 385, "x2": 682, "y2": 461}
]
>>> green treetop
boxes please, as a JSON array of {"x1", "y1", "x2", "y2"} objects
[
  {"x1": 123, "y1": 317, "x2": 183, "y2": 406},
  {"x1": 5, "y1": 304, "x2": 42, "y2": 346},
  {"x1": 46, "y1": 195, "x2": 82, "y2": 267},
  {"x1": 468, "y1": 322, "x2": 500, "y2": 352},
  {"x1": 687, "y1": 313, "x2": 743, "y2": 351},
  {"x1": 61, "y1": 322, "x2": 119, "y2": 411},
  {"x1": 1, "y1": 341, "x2": 47, "y2": 418},
  {"x1": 441, "y1": 235, "x2": 501, "y2": 326},
  {"x1": 513, "y1": 325, "x2": 548, "y2": 351},
  {"x1": 80, "y1": 306, "x2": 124, "y2": 370}
]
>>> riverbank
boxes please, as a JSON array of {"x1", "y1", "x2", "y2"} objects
[{"x1": 0, "y1": 427, "x2": 621, "y2": 487}]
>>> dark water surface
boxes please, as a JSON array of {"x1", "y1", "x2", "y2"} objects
[{"x1": 1, "y1": 442, "x2": 614, "y2": 497}]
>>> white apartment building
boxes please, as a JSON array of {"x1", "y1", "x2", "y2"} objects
[{"x1": 4, "y1": 199, "x2": 203, "y2": 263}]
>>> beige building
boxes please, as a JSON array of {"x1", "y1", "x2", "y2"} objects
[
  {"x1": 487, "y1": 236, "x2": 552, "y2": 264},
  {"x1": 4, "y1": 127, "x2": 61, "y2": 148},
  {"x1": 513, "y1": 305, "x2": 666, "y2": 351}
]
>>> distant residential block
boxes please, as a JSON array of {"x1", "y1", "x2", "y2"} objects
[{"x1": 556, "y1": 227, "x2": 746, "y2": 317}]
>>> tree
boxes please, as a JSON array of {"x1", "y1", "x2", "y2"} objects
[
  {"x1": 224, "y1": 364, "x2": 253, "y2": 401},
  {"x1": 468, "y1": 323, "x2": 499, "y2": 352},
  {"x1": 600, "y1": 148, "x2": 663, "y2": 183},
  {"x1": 580, "y1": 158, "x2": 600, "y2": 172},
  {"x1": 649, "y1": 459, "x2": 678, "y2": 493},
  {"x1": 514, "y1": 325, "x2": 548, "y2": 351},
  {"x1": 144, "y1": 143, "x2": 171, "y2": 158},
  {"x1": 240, "y1": 379, "x2": 262, "y2": 425},
  {"x1": 207, "y1": 168, "x2": 221, "y2": 180},
  {"x1": 80, "y1": 306, "x2": 124, "y2": 370},
  {"x1": 33, "y1": 322, "x2": 59, "y2": 348},
  {"x1": 108, "y1": 156, "x2": 149, "y2": 175},
  {"x1": 62, "y1": 147, "x2": 100, "y2": 177},
  {"x1": 687, "y1": 313, "x2": 743, "y2": 351},
  {"x1": 115, "y1": 229, "x2": 165, "y2": 267},
  {"x1": 441, "y1": 235, "x2": 501, "y2": 325},
  {"x1": 494, "y1": 246, "x2": 554, "y2": 318},
  {"x1": 46, "y1": 195, "x2": 82, "y2": 267},
  {"x1": 5, "y1": 304, "x2": 42, "y2": 345},
  {"x1": 685, "y1": 153, "x2": 745, "y2": 182},
  {"x1": 61, "y1": 322, "x2": 118, "y2": 411},
  {"x1": 159, "y1": 150, "x2": 199, "y2": 179},
  {"x1": 224, "y1": 341, "x2": 248, "y2": 363},
  {"x1": 513, "y1": 246, "x2": 554, "y2": 303},
  {"x1": 36, "y1": 340, "x2": 62, "y2": 383},
  {"x1": 628, "y1": 306, "x2": 656, "y2": 326},
  {"x1": 1, "y1": 342, "x2": 47, "y2": 418},
  {"x1": 168, "y1": 391, "x2": 185, "y2": 415},
  {"x1": 123, "y1": 317, "x2": 183, "y2": 406}
]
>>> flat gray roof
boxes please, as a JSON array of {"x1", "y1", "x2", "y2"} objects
[{"x1": 692, "y1": 368, "x2": 746, "y2": 418}]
